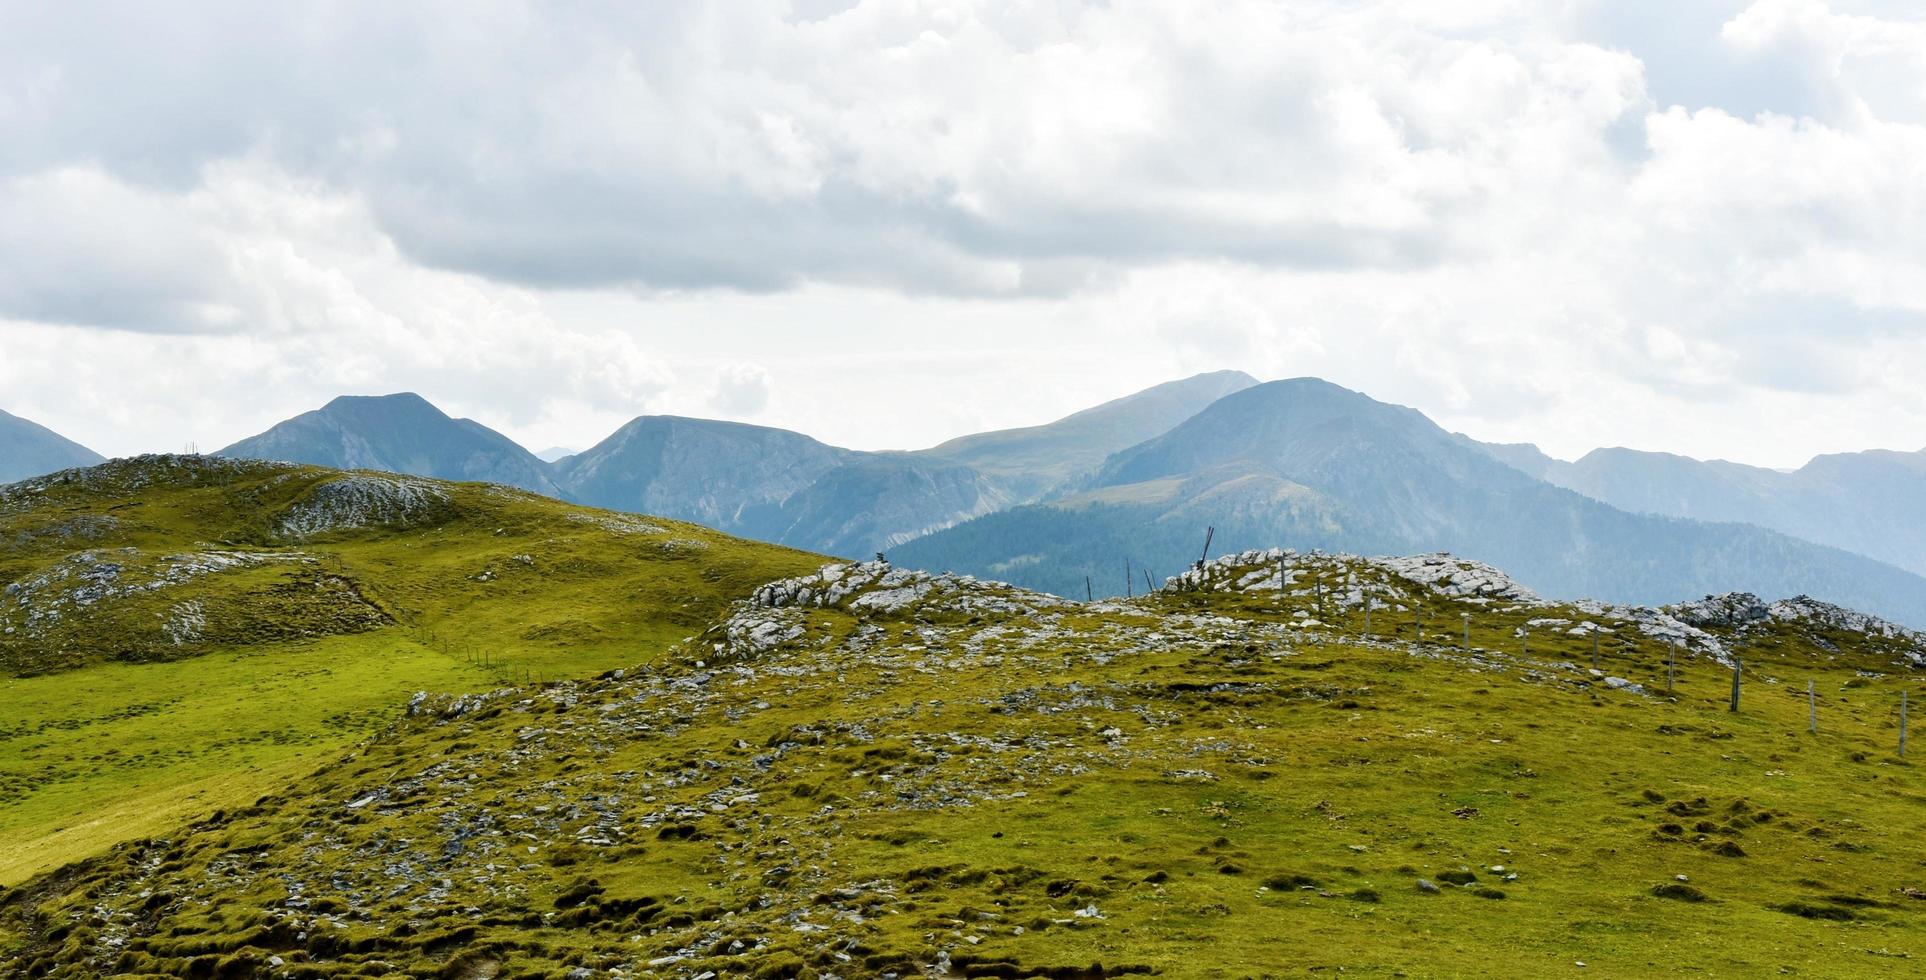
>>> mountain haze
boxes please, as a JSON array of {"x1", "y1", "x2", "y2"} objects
[
  {"x1": 898, "y1": 379, "x2": 1926, "y2": 625},
  {"x1": 553, "y1": 417, "x2": 1014, "y2": 556},
  {"x1": 189, "y1": 377, "x2": 1926, "y2": 622},
  {"x1": 919, "y1": 369, "x2": 1259, "y2": 499},
  {"x1": 218, "y1": 393, "x2": 561, "y2": 496},
  {"x1": 1464, "y1": 439, "x2": 1926, "y2": 578},
  {"x1": 0, "y1": 410, "x2": 105, "y2": 483},
  {"x1": 555, "y1": 415, "x2": 851, "y2": 528},
  {"x1": 550, "y1": 374, "x2": 1252, "y2": 557}
]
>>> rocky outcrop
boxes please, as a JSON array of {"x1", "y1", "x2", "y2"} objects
[
  {"x1": 1671, "y1": 591, "x2": 1926, "y2": 665},
  {"x1": 1168, "y1": 548, "x2": 1732, "y2": 663},
  {"x1": 1169, "y1": 549, "x2": 1540, "y2": 607},
  {"x1": 1, "y1": 548, "x2": 313, "y2": 644},
  {"x1": 275, "y1": 475, "x2": 454, "y2": 539},
  {"x1": 1673, "y1": 591, "x2": 1924, "y2": 640},
  {"x1": 0, "y1": 454, "x2": 297, "y2": 516},
  {"x1": 696, "y1": 561, "x2": 1070, "y2": 662}
]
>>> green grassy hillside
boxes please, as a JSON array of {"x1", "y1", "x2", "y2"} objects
[
  {"x1": 5, "y1": 549, "x2": 1922, "y2": 977},
  {"x1": 0, "y1": 456, "x2": 822, "y2": 885}
]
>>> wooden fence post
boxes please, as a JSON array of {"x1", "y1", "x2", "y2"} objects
[
  {"x1": 1666, "y1": 645, "x2": 1675, "y2": 694},
  {"x1": 1901, "y1": 690, "x2": 1909, "y2": 757},
  {"x1": 1363, "y1": 600, "x2": 1372, "y2": 639},
  {"x1": 1461, "y1": 613, "x2": 1471, "y2": 651},
  {"x1": 1808, "y1": 680, "x2": 1817, "y2": 734},
  {"x1": 1729, "y1": 658, "x2": 1742, "y2": 712}
]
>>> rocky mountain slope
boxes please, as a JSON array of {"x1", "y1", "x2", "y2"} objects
[
  {"x1": 552, "y1": 417, "x2": 1007, "y2": 558},
  {"x1": 553, "y1": 372, "x2": 1255, "y2": 559},
  {"x1": 1463, "y1": 439, "x2": 1926, "y2": 579},
  {"x1": 3, "y1": 549, "x2": 1922, "y2": 976},
  {"x1": 217, "y1": 393, "x2": 562, "y2": 496},
  {"x1": 0, "y1": 410, "x2": 103, "y2": 484},
  {"x1": 897, "y1": 379, "x2": 1926, "y2": 627}
]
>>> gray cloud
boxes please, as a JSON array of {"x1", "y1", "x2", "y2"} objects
[
  {"x1": 0, "y1": 1, "x2": 1644, "y2": 303},
  {"x1": 3, "y1": 1, "x2": 1926, "y2": 471}
]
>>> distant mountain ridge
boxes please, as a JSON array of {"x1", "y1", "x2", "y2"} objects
[
  {"x1": 921, "y1": 369, "x2": 1258, "y2": 500},
  {"x1": 1460, "y1": 438, "x2": 1926, "y2": 578},
  {"x1": 897, "y1": 379, "x2": 1926, "y2": 626},
  {"x1": 549, "y1": 372, "x2": 1251, "y2": 555},
  {"x1": 0, "y1": 409, "x2": 105, "y2": 483},
  {"x1": 216, "y1": 393, "x2": 562, "y2": 496},
  {"x1": 205, "y1": 374, "x2": 1926, "y2": 624}
]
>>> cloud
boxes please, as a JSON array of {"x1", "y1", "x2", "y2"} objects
[
  {"x1": 709, "y1": 363, "x2": 774, "y2": 416},
  {"x1": 0, "y1": 168, "x2": 240, "y2": 332},
  {"x1": 0, "y1": 159, "x2": 676, "y2": 454},
  {"x1": 2, "y1": 0, "x2": 1925, "y2": 470},
  {"x1": 0, "y1": 1, "x2": 1653, "y2": 299}
]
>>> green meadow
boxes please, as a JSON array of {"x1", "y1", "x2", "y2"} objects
[
  {"x1": 4, "y1": 546, "x2": 1922, "y2": 976},
  {"x1": 0, "y1": 456, "x2": 820, "y2": 887}
]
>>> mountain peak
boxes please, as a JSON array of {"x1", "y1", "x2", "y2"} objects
[
  {"x1": 218, "y1": 394, "x2": 557, "y2": 495},
  {"x1": 318, "y1": 391, "x2": 446, "y2": 416},
  {"x1": 920, "y1": 369, "x2": 1261, "y2": 497}
]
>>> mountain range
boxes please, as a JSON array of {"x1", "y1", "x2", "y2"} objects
[
  {"x1": 7, "y1": 371, "x2": 1925, "y2": 623},
  {"x1": 1461, "y1": 438, "x2": 1926, "y2": 579},
  {"x1": 0, "y1": 409, "x2": 103, "y2": 483},
  {"x1": 895, "y1": 379, "x2": 1926, "y2": 623}
]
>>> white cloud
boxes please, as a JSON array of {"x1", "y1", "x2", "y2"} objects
[
  {"x1": 709, "y1": 363, "x2": 774, "y2": 417},
  {"x1": 0, "y1": 0, "x2": 1923, "y2": 468}
]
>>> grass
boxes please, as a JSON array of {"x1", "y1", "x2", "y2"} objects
[
  {"x1": 0, "y1": 456, "x2": 821, "y2": 887},
  {"x1": 0, "y1": 635, "x2": 489, "y2": 885},
  {"x1": 3, "y1": 551, "x2": 1922, "y2": 976}
]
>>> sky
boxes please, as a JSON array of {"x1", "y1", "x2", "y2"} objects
[{"x1": 3, "y1": 0, "x2": 1925, "y2": 468}]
